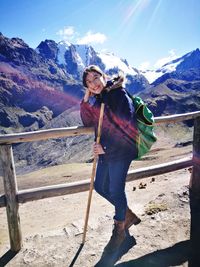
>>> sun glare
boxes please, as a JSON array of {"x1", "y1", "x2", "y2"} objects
[
  {"x1": 120, "y1": 0, "x2": 163, "y2": 32},
  {"x1": 122, "y1": 0, "x2": 151, "y2": 26},
  {"x1": 147, "y1": 0, "x2": 163, "y2": 30}
]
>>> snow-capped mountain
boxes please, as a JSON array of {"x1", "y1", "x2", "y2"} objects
[
  {"x1": 56, "y1": 41, "x2": 138, "y2": 76},
  {"x1": 1, "y1": 30, "x2": 200, "y2": 134},
  {"x1": 36, "y1": 39, "x2": 149, "y2": 94},
  {"x1": 140, "y1": 58, "x2": 184, "y2": 84},
  {"x1": 1, "y1": 32, "x2": 200, "y2": 172},
  {"x1": 140, "y1": 48, "x2": 200, "y2": 84},
  {"x1": 139, "y1": 48, "x2": 200, "y2": 118},
  {"x1": 0, "y1": 33, "x2": 149, "y2": 134},
  {"x1": 37, "y1": 40, "x2": 138, "y2": 77}
]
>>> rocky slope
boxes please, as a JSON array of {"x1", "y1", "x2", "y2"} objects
[
  {"x1": 141, "y1": 78, "x2": 200, "y2": 118},
  {"x1": 0, "y1": 33, "x2": 149, "y2": 134},
  {"x1": 13, "y1": 106, "x2": 94, "y2": 175},
  {"x1": 0, "y1": 33, "x2": 82, "y2": 133}
]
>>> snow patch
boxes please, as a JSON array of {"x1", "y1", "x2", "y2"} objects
[
  {"x1": 140, "y1": 70, "x2": 164, "y2": 84},
  {"x1": 161, "y1": 58, "x2": 183, "y2": 72},
  {"x1": 74, "y1": 44, "x2": 92, "y2": 68},
  {"x1": 141, "y1": 57, "x2": 184, "y2": 83},
  {"x1": 98, "y1": 52, "x2": 137, "y2": 76},
  {"x1": 57, "y1": 41, "x2": 71, "y2": 65}
]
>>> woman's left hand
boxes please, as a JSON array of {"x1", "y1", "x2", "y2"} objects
[{"x1": 93, "y1": 143, "x2": 105, "y2": 156}]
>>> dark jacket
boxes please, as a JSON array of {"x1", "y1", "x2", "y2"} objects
[{"x1": 80, "y1": 85, "x2": 138, "y2": 161}]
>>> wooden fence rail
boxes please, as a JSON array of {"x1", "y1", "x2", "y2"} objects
[
  {"x1": 0, "y1": 111, "x2": 200, "y2": 253},
  {"x1": 0, "y1": 111, "x2": 200, "y2": 145},
  {"x1": 0, "y1": 156, "x2": 192, "y2": 208}
]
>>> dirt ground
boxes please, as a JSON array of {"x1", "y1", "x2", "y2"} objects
[{"x1": 0, "y1": 125, "x2": 195, "y2": 267}]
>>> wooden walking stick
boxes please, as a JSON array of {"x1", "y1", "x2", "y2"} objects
[{"x1": 82, "y1": 103, "x2": 105, "y2": 244}]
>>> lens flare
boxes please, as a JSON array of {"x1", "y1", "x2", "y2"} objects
[
  {"x1": 119, "y1": 0, "x2": 163, "y2": 33},
  {"x1": 122, "y1": 0, "x2": 151, "y2": 27},
  {"x1": 147, "y1": 0, "x2": 162, "y2": 30}
]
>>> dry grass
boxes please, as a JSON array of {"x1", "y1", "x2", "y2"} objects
[
  {"x1": 145, "y1": 202, "x2": 168, "y2": 215},
  {"x1": 0, "y1": 163, "x2": 93, "y2": 194}
]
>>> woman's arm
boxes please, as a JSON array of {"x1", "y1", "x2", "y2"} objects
[{"x1": 80, "y1": 100, "x2": 95, "y2": 127}]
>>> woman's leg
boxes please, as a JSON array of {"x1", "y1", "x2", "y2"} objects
[
  {"x1": 95, "y1": 157, "x2": 132, "y2": 221},
  {"x1": 95, "y1": 157, "x2": 133, "y2": 252},
  {"x1": 94, "y1": 157, "x2": 114, "y2": 204},
  {"x1": 103, "y1": 159, "x2": 131, "y2": 252},
  {"x1": 108, "y1": 158, "x2": 132, "y2": 222}
]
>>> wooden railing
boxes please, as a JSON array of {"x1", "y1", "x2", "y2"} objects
[{"x1": 0, "y1": 111, "x2": 200, "y2": 253}]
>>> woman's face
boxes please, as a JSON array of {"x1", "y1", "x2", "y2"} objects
[{"x1": 85, "y1": 71, "x2": 106, "y2": 95}]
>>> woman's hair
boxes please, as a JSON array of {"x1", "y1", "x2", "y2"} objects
[{"x1": 82, "y1": 64, "x2": 125, "y2": 90}]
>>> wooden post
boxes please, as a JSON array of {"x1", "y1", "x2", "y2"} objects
[
  {"x1": 0, "y1": 145, "x2": 22, "y2": 252},
  {"x1": 190, "y1": 117, "x2": 200, "y2": 193},
  {"x1": 189, "y1": 117, "x2": 200, "y2": 266}
]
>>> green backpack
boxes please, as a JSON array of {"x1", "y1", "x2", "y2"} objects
[
  {"x1": 131, "y1": 95, "x2": 157, "y2": 159},
  {"x1": 108, "y1": 82, "x2": 157, "y2": 159}
]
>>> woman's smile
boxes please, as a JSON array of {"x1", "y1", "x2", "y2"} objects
[{"x1": 85, "y1": 71, "x2": 106, "y2": 94}]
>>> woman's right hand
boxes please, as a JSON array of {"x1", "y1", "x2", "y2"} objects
[
  {"x1": 83, "y1": 88, "x2": 92, "y2": 103},
  {"x1": 93, "y1": 143, "x2": 105, "y2": 157}
]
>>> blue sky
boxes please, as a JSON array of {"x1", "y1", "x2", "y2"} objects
[{"x1": 0, "y1": 0, "x2": 199, "y2": 70}]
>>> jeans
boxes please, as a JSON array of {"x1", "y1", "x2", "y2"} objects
[{"x1": 94, "y1": 156, "x2": 132, "y2": 221}]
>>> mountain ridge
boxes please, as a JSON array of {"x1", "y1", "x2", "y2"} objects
[
  {"x1": 0, "y1": 32, "x2": 200, "y2": 173},
  {"x1": 141, "y1": 48, "x2": 200, "y2": 84},
  {"x1": 0, "y1": 32, "x2": 149, "y2": 133}
]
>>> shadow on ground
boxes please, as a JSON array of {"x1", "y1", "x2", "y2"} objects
[
  {"x1": 94, "y1": 239, "x2": 200, "y2": 267},
  {"x1": 94, "y1": 231, "x2": 136, "y2": 267},
  {"x1": 0, "y1": 249, "x2": 18, "y2": 267},
  {"x1": 115, "y1": 240, "x2": 191, "y2": 267},
  {"x1": 68, "y1": 243, "x2": 84, "y2": 267}
]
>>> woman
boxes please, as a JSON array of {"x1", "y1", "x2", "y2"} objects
[{"x1": 80, "y1": 65, "x2": 141, "y2": 252}]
